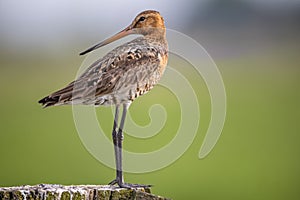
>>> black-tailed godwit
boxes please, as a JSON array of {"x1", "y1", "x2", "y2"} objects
[{"x1": 39, "y1": 10, "x2": 168, "y2": 188}]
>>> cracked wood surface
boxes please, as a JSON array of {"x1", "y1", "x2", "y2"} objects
[{"x1": 0, "y1": 184, "x2": 170, "y2": 200}]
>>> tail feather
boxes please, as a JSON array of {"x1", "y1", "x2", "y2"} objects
[
  {"x1": 38, "y1": 82, "x2": 75, "y2": 107},
  {"x1": 38, "y1": 80, "x2": 91, "y2": 107},
  {"x1": 38, "y1": 96, "x2": 60, "y2": 107}
]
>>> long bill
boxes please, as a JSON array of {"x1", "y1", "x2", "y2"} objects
[{"x1": 79, "y1": 26, "x2": 134, "y2": 56}]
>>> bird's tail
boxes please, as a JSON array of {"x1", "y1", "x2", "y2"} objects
[
  {"x1": 38, "y1": 81, "x2": 75, "y2": 108},
  {"x1": 38, "y1": 96, "x2": 60, "y2": 108}
]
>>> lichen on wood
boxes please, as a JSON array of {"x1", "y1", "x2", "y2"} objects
[{"x1": 0, "y1": 184, "x2": 170, "y2": 200}]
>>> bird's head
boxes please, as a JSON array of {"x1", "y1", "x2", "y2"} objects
[
  {"x1": 79, "y1": 10, "x2": 165, "y2": 56},
  {"x1": 130, "y1": 10, "x2": 166, "y2": 34}
]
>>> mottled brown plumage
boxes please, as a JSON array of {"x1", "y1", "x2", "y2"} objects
[
  {"x1": 39, "y1": 10, "x2": 168, "y2": 188},
  {"x1": 39, "y1": 10, "x2": 168, "y2": 107}
]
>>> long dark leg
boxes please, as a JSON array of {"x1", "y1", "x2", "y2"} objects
[
  {"x1": 108, "y1": 106, "x2": 120, "y2": 186},
  {"x1": 115, "y1": 103, "x2": 129, "y2": 187},
  {"x1": 109, "y1": 103, "x2": 129, "y2": 187},
  {"x1": 109, "y1": 103, "x2": 151, "y2": 188},
  {"x1": 109, "y1": 104, "x2": 128, "y2": 186}
]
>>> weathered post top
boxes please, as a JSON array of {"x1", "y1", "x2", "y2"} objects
[{"x1": 0, "y1": 184, "x2": 170, "y2": 200}]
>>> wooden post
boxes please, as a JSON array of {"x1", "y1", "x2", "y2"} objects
[{"x1": 0, "y1": 184, "x2": 170, "y2": 200}]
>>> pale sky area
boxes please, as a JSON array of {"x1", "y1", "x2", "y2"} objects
[{"x1": 0, "y1": 0, "x2": 299, "y2": 57}]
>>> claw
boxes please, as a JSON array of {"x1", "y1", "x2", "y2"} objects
[
  {"x1": 108, "y1": 179, "x2": 152, "y2": 189},
  {"x1": 108, "y1": 179, "x2": 118, "y2": 185}
]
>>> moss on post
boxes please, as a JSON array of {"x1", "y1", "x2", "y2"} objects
[{"x1": 0, "y1": 184, "x2": 170, "y2": 200}]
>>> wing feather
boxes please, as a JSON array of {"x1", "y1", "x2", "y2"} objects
[{"x1": 39, "y1": 37, "x2": 165, "y2": 107}]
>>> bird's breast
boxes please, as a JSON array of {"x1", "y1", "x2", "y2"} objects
[{"x1": 158, "y1": 52, "x2": 168, "y2": 75}]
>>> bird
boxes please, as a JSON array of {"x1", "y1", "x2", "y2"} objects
[{"x1": 38, "y1": 10, "x2": 168, "y2": 188}]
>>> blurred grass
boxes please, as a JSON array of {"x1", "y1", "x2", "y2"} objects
[{"x1": 0, "y1": 44, "x2": 300, "y2": 200}]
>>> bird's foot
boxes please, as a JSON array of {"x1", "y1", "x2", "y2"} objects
[
  {"x1": 109, "y1": 179, "x2": 152, "y2": 189},
  {"x1": 108, "y1": 179, "x2": 118, "y2": 185}
]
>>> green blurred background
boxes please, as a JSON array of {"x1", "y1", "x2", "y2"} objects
[{"x1": 1, "y1": 0, "x2": 300, "y2": 199}]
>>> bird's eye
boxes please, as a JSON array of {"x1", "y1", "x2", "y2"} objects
[{"x1": 139, "y1": 16, "x2": 146, "y2": 22}]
